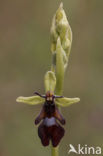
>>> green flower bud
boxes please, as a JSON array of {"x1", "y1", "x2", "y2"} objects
[
  {"x1": 50, "y1": 2, "x2": 72, "y2": 72},
  {"x1": 55, "y1": 37, "x2": 64, "y2": 95}
]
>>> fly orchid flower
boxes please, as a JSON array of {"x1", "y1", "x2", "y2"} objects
[{"x1": 16, "y1": 71, "x2": 80, "y2": 147}]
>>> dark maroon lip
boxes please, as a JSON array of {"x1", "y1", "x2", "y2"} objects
[
  {"x1": 34, "y1": 91, "x2": 65, "y2": 147},
  {"x1": 38, "y1": 118, "x2": 65, "y2": 147}
]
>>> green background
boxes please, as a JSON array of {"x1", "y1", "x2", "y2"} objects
[{"x1": 0, "y1": 0, "x2": 103, "y2": 156}]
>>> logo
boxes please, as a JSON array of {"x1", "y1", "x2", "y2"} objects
[{"x1": 68, "y1": 144, "x2": 102, "y2": 155}]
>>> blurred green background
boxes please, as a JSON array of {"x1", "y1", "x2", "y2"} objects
[{"x1": 0, "y1": 0, "x2": 103, "y2": 156}]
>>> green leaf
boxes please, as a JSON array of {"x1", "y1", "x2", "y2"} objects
[
  {"x1": 44, "y1": 71, "x2": 56, "y2": 93},
  {"x1": 16, "y1": 96, "x2": 45, "y2": 105},
  {"x1": 55, "y1": 97, "x2": 80, "y2": 107}
]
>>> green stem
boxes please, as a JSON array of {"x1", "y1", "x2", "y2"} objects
[
  {"x1": 50, "y1": 2, "x2": 72, "y2": 155},
  {"x1": 51, "y1": 39, "x2": 64, "y2": 156},
  {"x1": 51, "y1": 146, "x2": 59, "y2": 156}
]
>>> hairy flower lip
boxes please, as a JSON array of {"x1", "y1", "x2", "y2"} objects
[
  {"x1": 38, "y1": 118, "x2": 65, "y2": 147},
  {"x1": 34, "y1": 91, "x2": 66, "y2": 147},
  {"x1": 35, "y1": 103, "x2": 66, "y2": 126}
]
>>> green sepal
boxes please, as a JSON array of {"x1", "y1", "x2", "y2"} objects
[
  {"x1": 55, "y1": 97, "x2": 80, "y2": 107},
  {"x1": 16, "y1": 96, "x2": 45, "y2": 105},
  {"x1": 44, "y1": 71, "x2": 56, "y2": 93}
]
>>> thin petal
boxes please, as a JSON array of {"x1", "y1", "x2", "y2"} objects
[
  {"x1": 55, "y1": 97, "x2": 80, "y2": 107},
  {"x1": 16, "y1": 96, "x2": 45, "y2": 105}
]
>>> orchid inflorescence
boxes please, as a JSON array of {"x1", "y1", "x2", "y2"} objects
[{"x1": 16, "y1": 2, "x2": 80, "y2": 155}]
